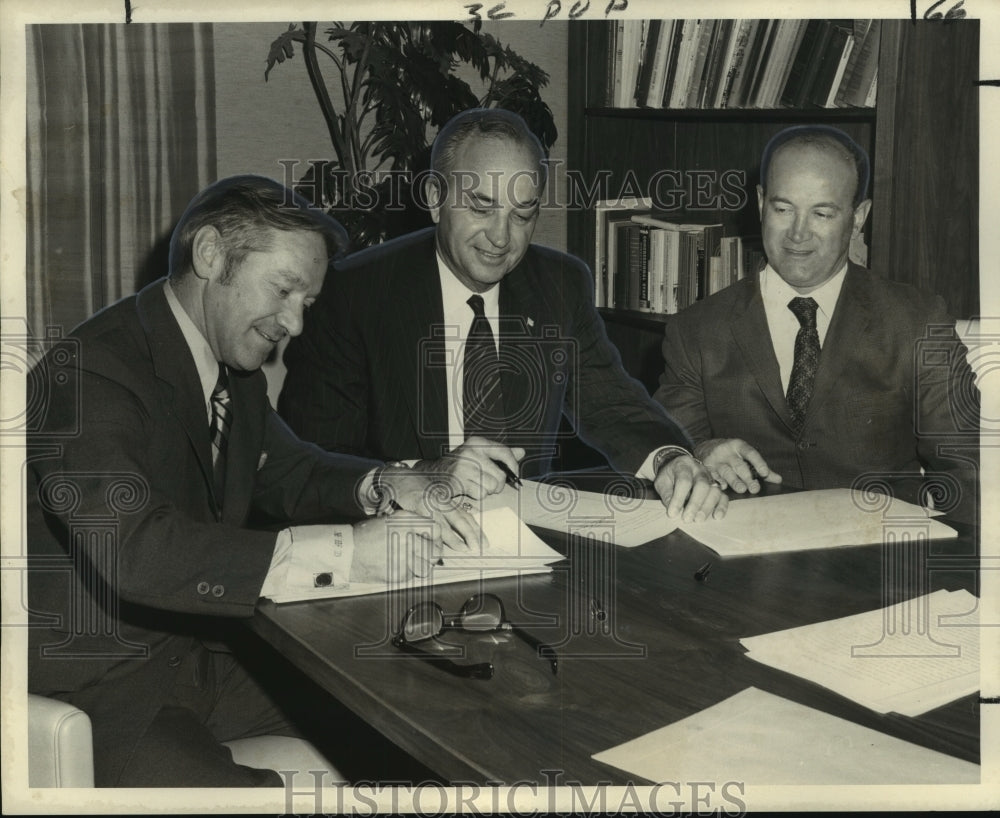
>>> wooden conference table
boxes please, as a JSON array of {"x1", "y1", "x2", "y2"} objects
[{"x1": 250, "y1": 476, "x2": 980, "y2": 784}]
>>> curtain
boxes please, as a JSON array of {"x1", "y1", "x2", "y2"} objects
[{"x1": 26, "y1": 23, "x2": 217, "y2": 339}]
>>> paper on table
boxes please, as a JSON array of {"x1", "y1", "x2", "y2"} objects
[
  {"x1": 486, "y1": 479, "x2": 678, "y2": 547},
  {"x1": 740, "y1": 589, "x2": 980, "y2": 716},
  {"x1": 266, "y1": 506, "x2": 563, "y2": 603},
  {"x1": 591, "y1": 687, "x2": 979, "y2": 785},
  {"x1": 679, "y1": 488, "x2": 956, "y2": 556}
]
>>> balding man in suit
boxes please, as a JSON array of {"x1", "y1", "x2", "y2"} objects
[{"x1": 654, "y1": 125, "x2": 979, "y2": 522}]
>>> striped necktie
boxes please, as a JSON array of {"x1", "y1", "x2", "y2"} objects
[{"x1": 209, "y1": 363, "x2": 232, "y2": 504}]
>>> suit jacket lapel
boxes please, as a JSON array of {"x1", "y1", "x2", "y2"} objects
[
  {"x1": 136, "y1": 282, "x2": 217, "y2": 501},
  {"x1": 220, "y1": 369, "x2": 262, "y2": 523},
  {"x1": 394, "y1": 238, "x2": 449, "y2": 457},
  {"x1": 806, "y1": 264, "x2": 873, "y2": 423},
  {"x1": 498, "y1": 260, "x2": 543, "y2": 438},
  {"x1": 730, "y1": 277, "x2": 792, "y2": 427}
]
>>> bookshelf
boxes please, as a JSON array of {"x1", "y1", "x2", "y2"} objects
[{"x1": 567, "y1": 19, "x2": 979, "y2": 394}]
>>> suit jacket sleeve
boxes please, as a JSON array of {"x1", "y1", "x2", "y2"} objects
[
  {"x1": 652, "y1": 308, "x2": 713, "y2": 445},
  {"x1": 911, "y1": 294, "x2": 980, "y2": 522},
  {"x1": 560, "y1": 257, "x2": 694, "y2": 472},
  {"x1": 252, "y1": 407, "x2": 379, "y2": 525},
  {"x1": 30, "y1": 343, "x2": 376, "y2": 619}
]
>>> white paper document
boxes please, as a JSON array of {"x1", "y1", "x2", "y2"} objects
[
  {"x1": 266, "y1": 507, "x2": 563, "y2": 603},
  {"x1": 740, "y1": 589, "x2": 980, "y2": 716},
  {"x1": 591, "y1": 687, "x2": 979, "y2": 785},
  {"x1": 679, "y1": 488, "x2": 957, "y2": 556},
  {"x1": 487, "y1": 479, "x2": 679, "y2": 547}
]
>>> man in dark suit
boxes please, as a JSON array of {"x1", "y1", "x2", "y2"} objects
[
  {"x1": 27, "y1": 176, "x2": 481, "y2": 787},
  {"x1": 280, "y1": 108, "x2": 726, "y2": 523},
  {"x1": 653, "y1": 125, "x2": 979, "y2": 522}
]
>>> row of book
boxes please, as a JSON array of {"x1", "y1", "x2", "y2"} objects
[
  {"x1": 593, "y1": 198, "x2": 765, "y2": 314},
  {"x1": 605, "y1": 19, "x2": 881, "y2": 111}
]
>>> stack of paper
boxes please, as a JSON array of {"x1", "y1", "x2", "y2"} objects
[
  {"x1": 486, "y1": 479, "x2": 679, "y2": 548},
  {"x1": 266, "y1": 506, "x2": 562, "y2": 603},
  {"x1": 680, "y1": 488, "x2": 957, "y2": 556},
  {"x1": 592, "y1": 687, "x2": 979, "y2": 785},
  {"x1": 740, "y1": 589, "x2": 980, "y2": 715}
]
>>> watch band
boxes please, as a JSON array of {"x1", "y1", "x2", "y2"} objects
[
  {"x1": 652, "y1": 445, "x2": 691, "y2": 477},
  {"x1": 373, "y1": 461, "x2": 409, "y2": 517}
]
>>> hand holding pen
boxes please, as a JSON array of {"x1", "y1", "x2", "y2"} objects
[{"x1": 415, "y1": 437, "x2": 525, "y2": 500}]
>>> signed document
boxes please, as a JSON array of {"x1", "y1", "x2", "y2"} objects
[
  {"x1": 679, "y1": 488, "x2": 957, "y2": 556},
  {"x1": 264, "y1": 506, "x2": 563, "y2": 603}
]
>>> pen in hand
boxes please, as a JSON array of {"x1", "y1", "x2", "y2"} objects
[
  {"x1": 497, "y1": 460, "x2": 522, "y2": 490},
  {"x1": 694, "y1": 561, "x2": 713, "y2": 582}
]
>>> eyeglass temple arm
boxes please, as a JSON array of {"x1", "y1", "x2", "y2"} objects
[
  {"x1": 507, "y1": 623, "x2": 558, "y2": 675},
  {"x1": 391, "y1": 637, "x2": 494, "y2": 680}
]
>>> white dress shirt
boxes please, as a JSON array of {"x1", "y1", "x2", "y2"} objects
[
  {"x1": 434, "y1": 255, "x2": 679, "y2": 480},
  {"x1": 759, "y1": 263, "x2": 848, "y2": 393},
  {"x1": 163, "y1": 280, "x2": 355, "y2": 598}
]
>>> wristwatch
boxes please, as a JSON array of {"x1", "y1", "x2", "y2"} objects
[
  {"x1": 652, "y1": 445, "x2": 691, "y2": 477},
  {"x1": 372, "y1": 461, "x2": 409, "y2": 517}
]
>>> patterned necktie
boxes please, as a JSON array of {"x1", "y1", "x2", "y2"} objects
[
  {"x1": 786, "y1": 296, "x2": 820, "y2": 433},
  {"x1": 209, "y1": 363, "x2": 232, "y2": 503},
  {"x1": 463, "y1": 294, "x2": 506, "y2": 440}
]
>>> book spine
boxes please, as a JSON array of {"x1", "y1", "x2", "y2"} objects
[
  {"x1": 702, "y1": 20, "x2": 735, "y2": 109},
  {"x1": 634, "y1": 20, "x2": 660, "y2": 107},
  {"x1": 660, "y1": 20, "x2": 687, "y2": 107},
  {"x1": 779, "y1": 19, "x2": 823, "y2": 108},
  {"x1": 669, "y1": 20, "x2": 702, "y2": 108},
  {"x1": 611, "y1": 20, "x2": 625, "y2": 107},
  {"x1": 637, "y1": 225, "x2": 652, "y2": 311},
  {"x1": 718, "y1": 19, "x2": 755, "y2": 109},
  {"x1": 768, "y1": 21, "x2": 808, "y2": 108},
  {"x1": 647, "y1": 20, "x2": 675, "y2": 107},
  {"x1": 618, "y1": 20, "x2": 644, "y2": 108},
  {"x1": 810, "y1": 24, "x2": 852, "y2": 108},
  {"x1": 746, "y1": 20, "x2": 779, "y2": 108},
  {"x1": 822, "y1": 34, "x2": 855, "y2": 107},
  {"x1": 685, "y1": 21, "x2": 716, "y2": 108},
  {"x1": 614, "y1": 221, "x2": 631, "y2": 308},
  {"x1": 836, "y1": 19, "x2": 879, "y2": 108}
]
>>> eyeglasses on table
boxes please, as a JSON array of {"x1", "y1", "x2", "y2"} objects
[{"x1": 391, "y1": 593, "x2": 559, "y2": 679}]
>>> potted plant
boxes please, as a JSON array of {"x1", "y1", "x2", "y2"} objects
[{"x1": 265, "y1": 20, "x2": 558, "y2": 249}]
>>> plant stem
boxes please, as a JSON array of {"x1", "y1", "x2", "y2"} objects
[
  {"x1": 301, "y1": 21, "x2": 352, "y2": 196},
  {"x1": 345, "y1": 31, "x2": 372, "y2": 178}
]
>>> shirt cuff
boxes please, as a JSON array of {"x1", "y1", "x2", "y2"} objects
[
  {"x1": 260, "y1": 525, "x2": 355, "y2": 599},
  {"x1": 636, "y1": 445, "x2": 691, "y2": 481}
]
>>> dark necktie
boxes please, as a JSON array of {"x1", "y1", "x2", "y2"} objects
[
  {"x1": 463, "y1": 294, "x2": 506, "y2": 440},
  {"x1": 786, "y1": 296, "x2": 820, "y2": 433},
  {"x1": 209, "y1": 363, "x2": 232, "y2": 503}
]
